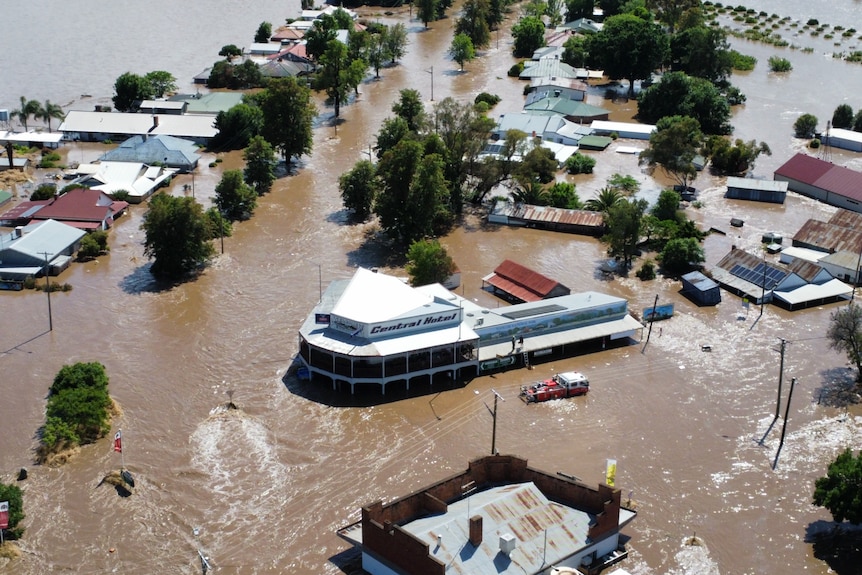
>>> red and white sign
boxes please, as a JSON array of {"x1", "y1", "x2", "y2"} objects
[
  {"x1": 113, "y1": 430, "x2": 122, "y2": 453},
  {"x1": 0, "y1": 501, "x2": 9, "y2": 530}
]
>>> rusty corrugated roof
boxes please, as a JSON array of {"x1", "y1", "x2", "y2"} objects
[
  {"x1": 793, "y1": 219, "x2": 862, "y2": 253},
  {"x1": 488, "y1": 259, "x2": 568, "y2": 301}
]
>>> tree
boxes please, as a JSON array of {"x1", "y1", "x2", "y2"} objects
[
  {"x1": 392, "y1": 89, "x2": 426, "y2": 133},
  {"x1": 406, "y1": 239, "x2": 456, "y2": 286},
  {"x1": 647, "y1": 0, "x2": 699, "y2": 33},
  {"x1": 585, "y1": 186, "x2": 624, "y2": 212},
  {"x1": 51, "y1": 361, "x2": 109, "y2": 395},
  {"x1": 512, "y1": 178, "x2": 548, "y2": 205},
  {"x1": 813, "y1": 448, "x2": 862, "y2": 524},
  {"x1": 607, "y1": 173, "x2": 640, "y2": 194},
  {"x1": 547, "y1": 181, "x2": 583, "y2": 209},
  {"x1": 659, "y1": 237, "x2": 704, "y2": 274},
  {"x1": 0, "y1": 481, "x2": 24, "y2": 539},
  {"x1": 374, "y1": 139, "x2": 425, "y2": 244},
  {"x1": 515, "y1": 146, "x2": 558, "y2": 184},
  {"x1": 112, "y1": 72, "x2": 154, "y2": 112},
  {"x1": 243, "y1": 136, "x2": 277, "y2": 196},
  {"x1": 565, "y1": 153, "x2": 596, "y2": 174},
  {"x1": 37, "y1": 100, "x2": 64, "y2": 132},
  {"x1": 43, "y1": 362, "x2": 112, "y2": 452},
  {"x1": 145, "y1": 70, "x2": 177, "y2": 98},
  {"x1": 210, "y1": 103, "x2": 264, "y2": 151},
  {"x1": 794, "y1": 113, "x2": 818, "y2": 138},
  {"x1": 376, "y1": 116, "x2": 412, "y2": 159},
  {"x1": 305, "y1": 15, "x2": 339, "y2": 61},
  {"x1": 31, "y1": 183, "x2": 57, "y2": 201},
  {"x1": 78, "y1": 233, "x2": 106, "y2": 261},
  {"x1": 670, "y1": 25, "x2": 733, "y2": 83},
  {"x1": 340, "y1": 160, "x2": 379, "y2": 221},
  {"x1": 219, "y1": 44, "x2": 242, "y2": 61},
  {"x1": 512, "y1": 16, "x2": 546, "y2": 58},
  {"x1": 215, "y1": 169, "x2": 257, "y2": 221},
  {"x1": 566, "y1": 0, "x2": 594, "y2": 21},
  {"x1": 833, "y1": 104, "x2": 854, "y2": 130},
  {"x1": 385, "y1": 23, "x2": 408, "y2": 64},
  {"x1": 405, "y1": 153, "x2": 451, "y2": 242},
  {"x1": 637, "y1": 71, "x2": 731, "y2": 135},
  {"x1": 703, "y1": 137, "x2": 771, "y2": 175},
  {"x1": 604, "y1": 197, "x2": 648, "y2": 267},
  {"x1": 586, "y1": 14, "x2": 668, "y2": 96},
  {"x1": 254, "y1": 21, "x2": 273, "y2": 43},
  {"x1": 562, "y1": 35, "x2": 589, "y2": 68},
  {"x1": 259, "y1": 77, "x2": 317, "y2": 163},
  {"x1": 652, "y1": 189, "x2": 682, "y2": 222},
  {"x1": 853, "y1": 110, "x2": 862, "y2": 132},
  {"x1": 455, "y1": 0, "x2": 491, "y2": 48},
  {"x1": 315, "y1": 40, "x2": 353, "y2": 118},
  {"x1": 12, "y1": 96, "x2": 40, "y2": 131},
  {"x1": 142, "y1": 194, "x2": 215, "y2": 280},
  {"x1": 417, "y1": 0, "x2": 440, "y2": 27},
  {"x1": 449, "y1": 34, "x2": 476, "y2": 71},
  {"x1": 828, "y1": 303, "x2": 862, "y2": 383},
  {"x1": 640, "y1": 115, "x2": 703, "y2": 188}
]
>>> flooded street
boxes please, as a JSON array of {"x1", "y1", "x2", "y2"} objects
[{"x1": 2, "y1": 1, "x2": 862, "y2": 574}]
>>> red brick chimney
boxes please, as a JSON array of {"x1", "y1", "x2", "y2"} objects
[{"x1": 469, "y1": 515, "x2": 482, "y2": 546}]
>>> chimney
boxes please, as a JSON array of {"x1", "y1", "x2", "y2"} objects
[
  {"x1": 153, "y1": 116, "x2": 159, "y2": 128},
  {"x1": 14, "y1": 226, "x2": 23, "y2": 238},
  {"x1": 499, "y1": 533, "x2": 516, "y2": 556},
  {"x1": 469, "y1": 515, "x2": 483, "y2": 546}
]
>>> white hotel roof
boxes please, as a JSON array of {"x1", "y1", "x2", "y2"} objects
[
  {"x1": 331, "y1": 267, "x2": 436, "y2": 323},
  {"x1": 59, "y1": 111, "x2": 218, "y2": 139}
]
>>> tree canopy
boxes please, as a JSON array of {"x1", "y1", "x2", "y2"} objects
[
  {"x1": 640, "y1": 115, "x2": 703, "y2": 187},
  {"x1": 512, "y1": 16, "x2": 546, "y2": 58},
  {"x1": 340, "y1": 159, "x2": 379, "y2": 221},
  {"x1": 604, "y1": 198, "x2": 648, "y2": 268},
  {"x1": 827, "y1": 303, "x2": 862, "y2": 383},
  {"x1": 144, "y1": 70, "x2": 177, "y2": 98},
  {"x1": 669, "y1": 25, "x2": 733, "y2": 84},
  {"x1": 215, "y1": 169, "x2": 257, "y2": 221},
  {"x1": 450, "y1": 33, "x2": 476, "y2": 71},
  {"x1": 142, "y1": 194, "x2": 215, "y2": 280},
  {"x1": 659, "y1": 237, "x2": 704, "y2": 274},
  {"x1": 41, "y1": 362, "x2": 111, "y2": 458},
  {"x1": 112, "y1": 72, "x2": 154, "y2": 112},
  {"x1": 586, "y1": 14, "x2": 668, "y2": 96},
  {"x1": 637, "y1": 71, "x2": 731, "y2": 135},
  {"x1": 210, "y1": 103, "x2": 264, "y2": 152},
  {"x1": 813, "y1": 448, "x2": 862, "y2": 525},
  {"x1": 254, "y1": 21, "x2": 273, "y2": 44},
  {"x1": 0, "y1": 481, "x2": 25, "y2": 539},
  {"x1": 243, "y1": 135, "x2": 277, "y2": 196},
  {"x1": 406, "y1": 239, "x2": 456, "y2": 287},
  {"x1": 703, "y1": 137, "x2": 771, "y2": 175},
  {"x1": 259, "y1": 77, "x2": 317, "y2": 163}
]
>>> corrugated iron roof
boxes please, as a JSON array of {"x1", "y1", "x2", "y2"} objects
[
  {"x1": 402, "y1": 482, "x2": 594, "y2": 575},
  {"x1": 793, "y1": 219, "x2": 862, "y2": 253},
  {"x1": 509, "y1": 204, "x2": 605, "y2": 228},
  {"x1": 829, "y1": 209, "x2": 862, "y2": 228},
  {"x1": 490, "y1": 259, "x2": 568, "y2": 300},
  {"x1": 775, "y1": 153, "x2": 862, "y2": 203}
]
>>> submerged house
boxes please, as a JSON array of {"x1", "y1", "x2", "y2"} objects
[
  {"x1": 774, "y1": 153, "x2": 862, "y2": 213},
  {"x1": 336, "y1": 454, "x2": 636, "y2": 575},
  {"x1": 482, "y1": 259, "x2": 570, "y2": 303},
  {"x1": 0, "y1": 219, "x2": 86, "y2": 281}
]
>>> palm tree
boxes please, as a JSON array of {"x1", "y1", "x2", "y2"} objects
[
  {"x1": 585, "y1": 187, "x2": 624, "y2": 213},
  {"x1": 38, "y1": 100, "x2": 65, "y2": 132},
  {"x1": 12, "y1": 96, "x2": 41, "y2": 131},
  {"x1": 511, "y1": 178, "x2": 547, "y2": 205}
]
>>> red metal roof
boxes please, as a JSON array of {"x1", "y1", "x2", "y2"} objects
[
  {"x1": 775, "y1": 153, "x2": 862, "y2": 203},
  {"x1": 486, "y1": 259, "x2": 568, "y2": 302},
  {"x1": 32, "y1": 188, "x2": 116, "y2": 223}
]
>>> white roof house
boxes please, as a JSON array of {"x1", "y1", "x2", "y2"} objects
[
  {"x1": 589, "y1": 120, "x2": 656, "y2": 140},
  {"x1": 59, "y1": 111, "x2": 218, "y2": 143},
  {"x1": 0, "y1": 219, "x2": 86, "y2": 279},
  {"x1": 70, "y1": 161, "x2": 178, "y2": 203}
]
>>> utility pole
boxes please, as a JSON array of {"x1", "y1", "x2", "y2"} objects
[
  {"x1": 760, "y1": 254, "x2": 767, "y2": 316},
  {"x1": 426, "y1": 66, "x2": 434, "y2": 101},
  {"x1": 487, "y1": 389, "x2": 504, "y2": 455},
  {"x1": 642, "y1": 294, "x2": 658, "y2": 353},
  {"x1": 773, "y1": 377, "x2": 797, "y2": 470},
  {"x1": 774, "y1": 338, "x2": 786, "y2": 421},
  {"x1": 39, "y1": 251, "x2": 53, "y2": 331}
]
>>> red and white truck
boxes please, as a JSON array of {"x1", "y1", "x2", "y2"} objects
[{"x1": 519, "y1": 371, "x2": 590, "y2": 403}]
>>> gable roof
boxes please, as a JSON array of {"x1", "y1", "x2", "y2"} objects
[
  {"x1": 30, "y1": 188, "x2": 124, "y2": 225},
  {"x1": 775, "y1": 153, "x2": 862, "y2": 203},
  {"x1": 99, "y1": 134, "x2": 200, "y2": 170},
  {"x1": 520, "y1": 59, "x2": 579, "y2": 80},
  {"x1": 59, "y1": 111, "x2": 218, "y2": 139},
  {"x1": 792, "y1": 218, "x2": 862, "y2": 253},
  {"x1": 0, "y1": 219, "x2": 85, "y2": 263},
  {"x1": 486, "y1": 259, "x2": 569, "y2": 302},
  {"x1": 524, "y1": 97, "x2": 609, "y2": 120}
]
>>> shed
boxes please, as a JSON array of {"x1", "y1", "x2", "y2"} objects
[
  {"x1": 680, "y1": 271, "x2": 721, "y2": 306},
  {"x1": 821, "y1": 128, "x2": 862, "y2": 152},
  {"x1": 578, "y1": 135, "x2": 613, "y2": 150},
  {"x1": 482, "y1": 259, "x2": 570, "y2": 303},
  {"x1": 725, "y1": 176, "x2": 788, "y2": 204}
]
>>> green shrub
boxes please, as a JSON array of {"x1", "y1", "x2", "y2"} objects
[
  {"x1": 636, "y1": 260, "x2": 656, "y2": 280},
  {"x1": 474, "y1": 92, "x2": 501, "y2": 107},
  {"x1": 768, "y1": 56, "x2": 792, "y2": 71},
  {"x1": 209, "y1": 162, "x2": 218, "y2": 168},
  {"x1": 807, "y1": 18, "x2": 819, "y2": 26},
  {"x1": 794, "y1": 113, "x2": 818, "y2": 138},
  {"x1": 31, "y1": 183, "x2": 57, "y2": 200},
  {"x1": 565, "y1": 153, "x2": 596, "y2": 174},
  {"x1": 809, "y1": 138, "x2": 821, "y2": 148},
  {"x1": 507, "y1": 61, "x2": 525, "y2": 77},
  {"x1": 729, "y1": 50, "x2": 757, "y2": 70}
]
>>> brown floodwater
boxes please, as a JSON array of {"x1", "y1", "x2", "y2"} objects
[{"x1": 3, "y1": 3, "x2": 862, "y2": 575}]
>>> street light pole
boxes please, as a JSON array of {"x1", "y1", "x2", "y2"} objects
[
  {"x1": 426, "y1": 66, "x2": 434, "y2": 101},
  {"x1": 487, "y1": 389, "x2": 504, "y2": 455}
]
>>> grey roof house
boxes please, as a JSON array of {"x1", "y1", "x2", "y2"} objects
[
  {"x1": 99, "y1": 134, "x2": 201, "y2": 172},
  {"x1": 0, "y1": 219, "x2": 86, "y2": 281}
]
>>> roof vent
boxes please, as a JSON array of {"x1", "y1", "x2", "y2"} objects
[{"x1": 499, "y1": 533, "x2": 516, "y2": 556}]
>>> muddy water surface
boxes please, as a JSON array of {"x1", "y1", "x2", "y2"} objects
[{"x1": 2, "y1": 2, "x2": 862, "y2": 575}]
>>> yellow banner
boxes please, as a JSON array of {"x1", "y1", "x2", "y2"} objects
[{"x1": 606, "y1": 459, "x2": 617, "y2": 487}]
